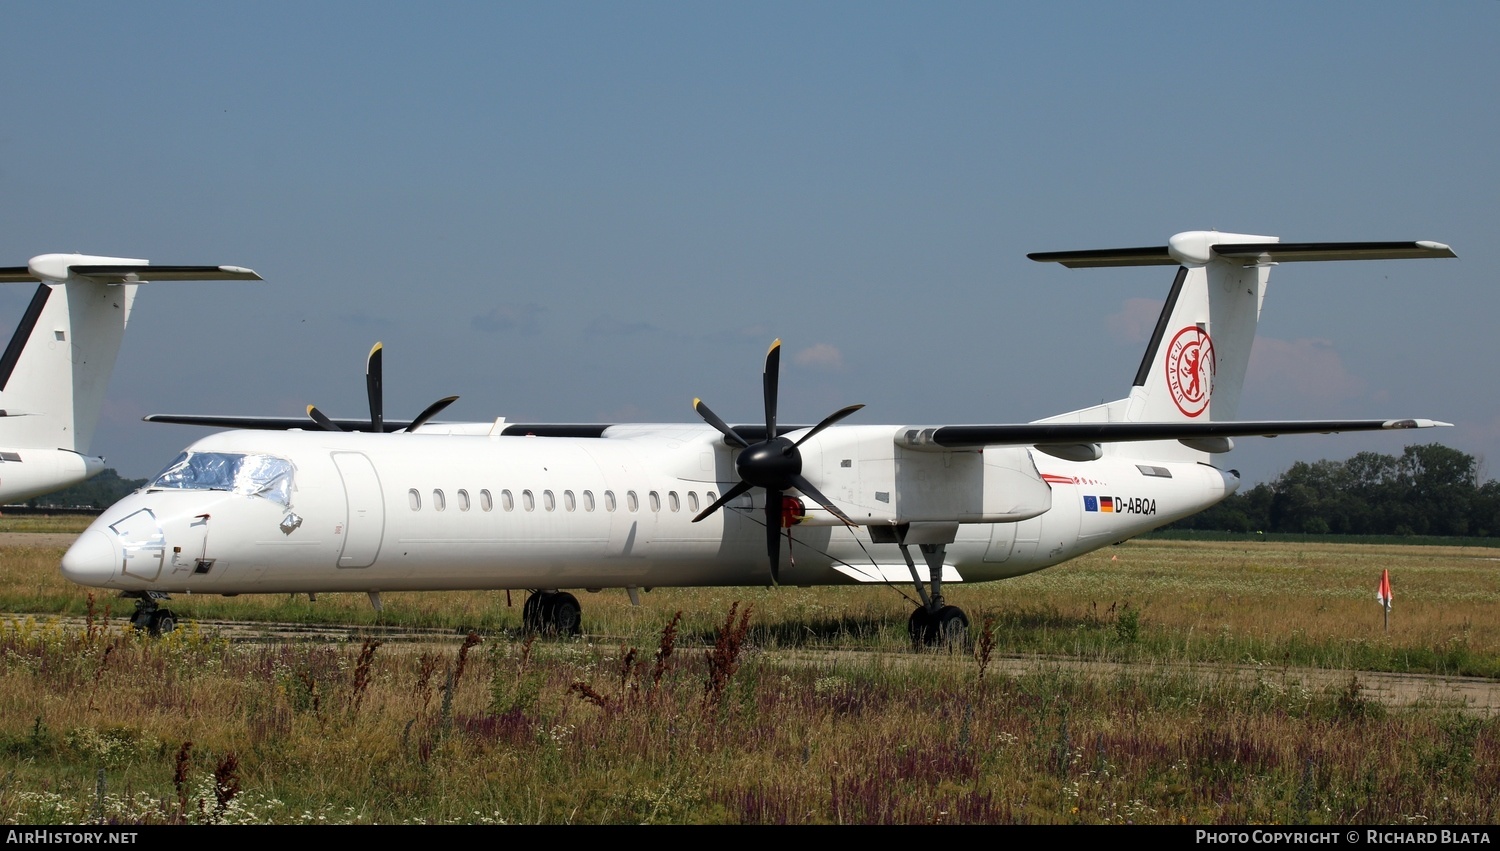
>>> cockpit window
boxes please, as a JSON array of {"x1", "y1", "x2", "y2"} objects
[{"x1": 150, "y1": 452, "x2": 295, "y2": 506}]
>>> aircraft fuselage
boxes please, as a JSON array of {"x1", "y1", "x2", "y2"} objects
[{"x1": 61, "y1": 426, "x2": 1238, "y2": 596}]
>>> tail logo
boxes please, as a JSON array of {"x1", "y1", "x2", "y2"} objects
[{"x1": 1165, "y1": 326, "x2": 1215, "y2": 417}]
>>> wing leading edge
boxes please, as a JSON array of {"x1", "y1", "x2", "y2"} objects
[{"x1": 898, "y1": 418, "x2": 1449, "y2": 450}]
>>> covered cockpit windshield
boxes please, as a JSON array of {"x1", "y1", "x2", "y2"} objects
[{"x1": 149, "y1": 452, "x2": 294, "y2": 506}]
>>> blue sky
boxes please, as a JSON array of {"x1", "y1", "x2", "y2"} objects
[{"x1": 1, "y1": 2, "x2": 1494, "y2": 483}]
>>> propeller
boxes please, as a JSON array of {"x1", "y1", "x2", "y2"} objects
[
  {"x1": 307, "y1": 342, "x2": 459, "y2": 433},
  {"x1": 691, "y1": 339, "x2": 863, "y2": 583}
]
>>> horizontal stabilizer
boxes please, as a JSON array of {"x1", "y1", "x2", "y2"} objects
[
  {"x1": 1030, "y1": 237, "x2": 1455, "y2": 269},
  {"x1": 1026, "y1": 246, "x2": 1180, "y2": 268},
  {"x1": 0, "y1": 263, "x2": 261, "y2": 283},
  {"x1": 68, "y1": 264, "x2": 261, "y2": 281}
]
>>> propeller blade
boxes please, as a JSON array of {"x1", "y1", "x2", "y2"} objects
[
  {"x1": 406, "y1": 395, "x2": 459, "y2": 433},
  {"x1": 794, "y1": 403, "x2": 866, "y2": 447},
  {"x1": 366, "y1": 342, "x2": 384, "y2": 433},
  {"x1": 694, "y1": 398, "x2": 750, "y2": 449},
  {"x1": 763, "y1": 339, "x2": 781, "y2": 438},
  {"x1": 789, "y1": 473, "x2": 856, "y2": 527},
  {"x1": 706, "y1": 339, "x2": 860, "y2": 580},
  {"x1": 765, "y1": 488, "x2": 783, "y2": 584},
  {"x1": 692, "y1": 480, "x2": 753, "y2": 523},
  {"x1": 306, "y1": 405, "x2": 343, "y2": 432}
]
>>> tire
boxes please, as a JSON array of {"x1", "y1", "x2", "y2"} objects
[
  {"x1": 908, "y1": 606, "x2": 935, "y2": 647},
  {"x1": 522, "y1": 592, "x2": 545, "y2": 634},
  {"x1": 149, "y1": 609, "x2": 178, "y2": 637},
  {"x1": 550, "y1": 592, "x2": 582, "y2": 636},
  {"x1": 933, "y1": 605, "x2": 969, "y2": 649}
]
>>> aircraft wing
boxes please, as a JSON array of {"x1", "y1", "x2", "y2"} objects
[
  {"x1": 897, "y1": 418, "x2": 1450, "y2": 451},
  {"x1": 144, "y1": 414, "x2": 420, "y2": 431},
  {"x1": 142, "y1": 414, "x2": 619, "y2": 437}
]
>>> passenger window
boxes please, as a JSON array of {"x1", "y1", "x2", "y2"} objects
[
  {"x1": 544, "y1": 490, "x2": 556, "y2": 511},
  {"x1": 668, "y1": 491, "x2": 680, "y2": 512},
  {"x1": 687, "y1": 491, "x2": 699, "y2": 513},
  {"x1": 583, "y1": 490, "x2": 595, "y2": 511},
  {"x1": 707, "y1": 490, "x2": 717, "y2": 504},
  {"x1": 564, "y1": 490, "x2": 576, "y2": 511},
  {"x1": 627, "y1": 491, "x2": 639, "y2": 512},
  {"x1": 433, "y1": 489, "x2": 446, "y2": 511},
  {"x1": 408, "y1": 488, "x2": 421, "y2": 511},
  {"x1": 480, "y1": 489, "x2": 493, "y2": 511},
  {"x1": 649, "y1": 491, "x2": 661, "y2": 512},
  {"x1": 457, "y1": 489, "x2": 471, "y2": 511},
  {"x1": 604, "y1": 490, "x2": 616, "y2": 512},
  {"x1": 501, "y1": 489, "x2": 514, "y2": 511},
  {"x1": 523, "y1": 489, "x2": 535, "y2": 511}
]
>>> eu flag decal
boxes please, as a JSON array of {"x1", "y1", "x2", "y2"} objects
[{"x1": 1084, "y1": 496, "x2": 1098, "y2": 512}]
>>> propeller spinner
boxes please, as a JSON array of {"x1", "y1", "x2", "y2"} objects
[
  {"x1": 307, "y1": 342, "x2": 458, "y2": 433},
  {"x1": 691, "y1": 339, "x2": 863, "y2": 583}
]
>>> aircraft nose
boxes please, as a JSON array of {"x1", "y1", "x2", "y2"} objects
[{"x1": 61, "y1": 530, "x2": 120, "y2": 586}]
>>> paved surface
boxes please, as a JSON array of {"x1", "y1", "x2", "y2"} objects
[{"x1": 0, "y1": 532, "x2": 80, "y2": 548}]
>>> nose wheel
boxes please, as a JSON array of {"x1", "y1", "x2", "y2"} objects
[{"x1": 127, "y1": 593, "x2": 179, "y2": 637}]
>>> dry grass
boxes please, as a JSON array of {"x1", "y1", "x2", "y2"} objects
[
  {"x1": 2, "y1": 534, "x2": 1497, "y2": 824},
  {"x1": 3, "y1": 536, "x2": 1498, "y2": 668}
]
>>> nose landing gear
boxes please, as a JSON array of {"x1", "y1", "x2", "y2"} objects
[{"x1": 125, "y1": 591, "x2": 179, "y2": 637}]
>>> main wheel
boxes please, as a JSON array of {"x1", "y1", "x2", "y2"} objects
[
  {"x1": 548, "y1": 592, "x2": 582, "y2": 637},
  {"x1": 933, "y1": 605, "x2": 970, "y2": 649},
  {"x1": 522, "y1": 592, "x2": 545, "y2": 633},
  {"x1": 149, "y1": 609, "x2": 178, "y2": 637},
  {"x1": 908, "y1": 606, "x2": 936, "y2": 647}
]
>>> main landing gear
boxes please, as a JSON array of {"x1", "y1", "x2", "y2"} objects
[
  {"x1": 125, "y1": 591, "x2": 179, "y2": 637},
  {"x1": 881, "y1": 523, "x2": 971, "y2": 650},
  {"x1": 522, "y1": 590, "x2": 582, "y2": 637}
]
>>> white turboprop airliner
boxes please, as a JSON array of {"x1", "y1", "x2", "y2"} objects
[
  {"x1": 0, "y1": 255, "x2": 260, "y2": 503},
  {"x1": 60, "y1": 231, "x2": 1455, "y2": 642}
]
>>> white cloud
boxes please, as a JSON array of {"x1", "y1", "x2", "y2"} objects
[
  {"x1": 1248, "y1": 337, "x2": 1365, "y2": 401},
  {"x1": 794, "y1": 342, "x2": 844, "y2": 371},
  {"x1": 1106, "y1": 298, "x2": 1164, "y2": 344}
]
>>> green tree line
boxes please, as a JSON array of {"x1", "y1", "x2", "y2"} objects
[
  {"x1": 19, "y1": 469, "x2": 148, "y2": 509},
  {"x1": 1168, "y1": 443, "x2": 1500, "y2": 537}
]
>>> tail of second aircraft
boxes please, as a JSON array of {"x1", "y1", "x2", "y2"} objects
[
  {"x1": 1029, "y1": 231, "x2": 1456, "y2": 463},
  {"x1": 0, "y1": 255, "x2": 260, "y2": 501}
]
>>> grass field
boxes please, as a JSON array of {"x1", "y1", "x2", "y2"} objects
[{"x1": 1, "y1": 528, "x2": 1497, "y2": 824}]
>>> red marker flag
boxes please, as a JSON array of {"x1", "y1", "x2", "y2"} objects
[{"x1": 1377, "y1": 569, "x2": 1393, "y2": 612}]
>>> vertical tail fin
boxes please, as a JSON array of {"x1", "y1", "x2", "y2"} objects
[
  {"x1": 1029, "y1": 232, "x2": 1456, "y2": 462},
  {"x1": 0, "y1": 256, "x2": 260, "y2": 501},
  {"x1": 0, "y1": 254, "x2": 149, "y2": 455},
  {"x1": 1124, "y1": 231, "x2": 1277, "y2": 426}
]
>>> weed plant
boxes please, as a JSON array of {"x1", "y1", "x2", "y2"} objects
[{"x1": 1, "y1": 607, "x2": 1496, "y2": 824}]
